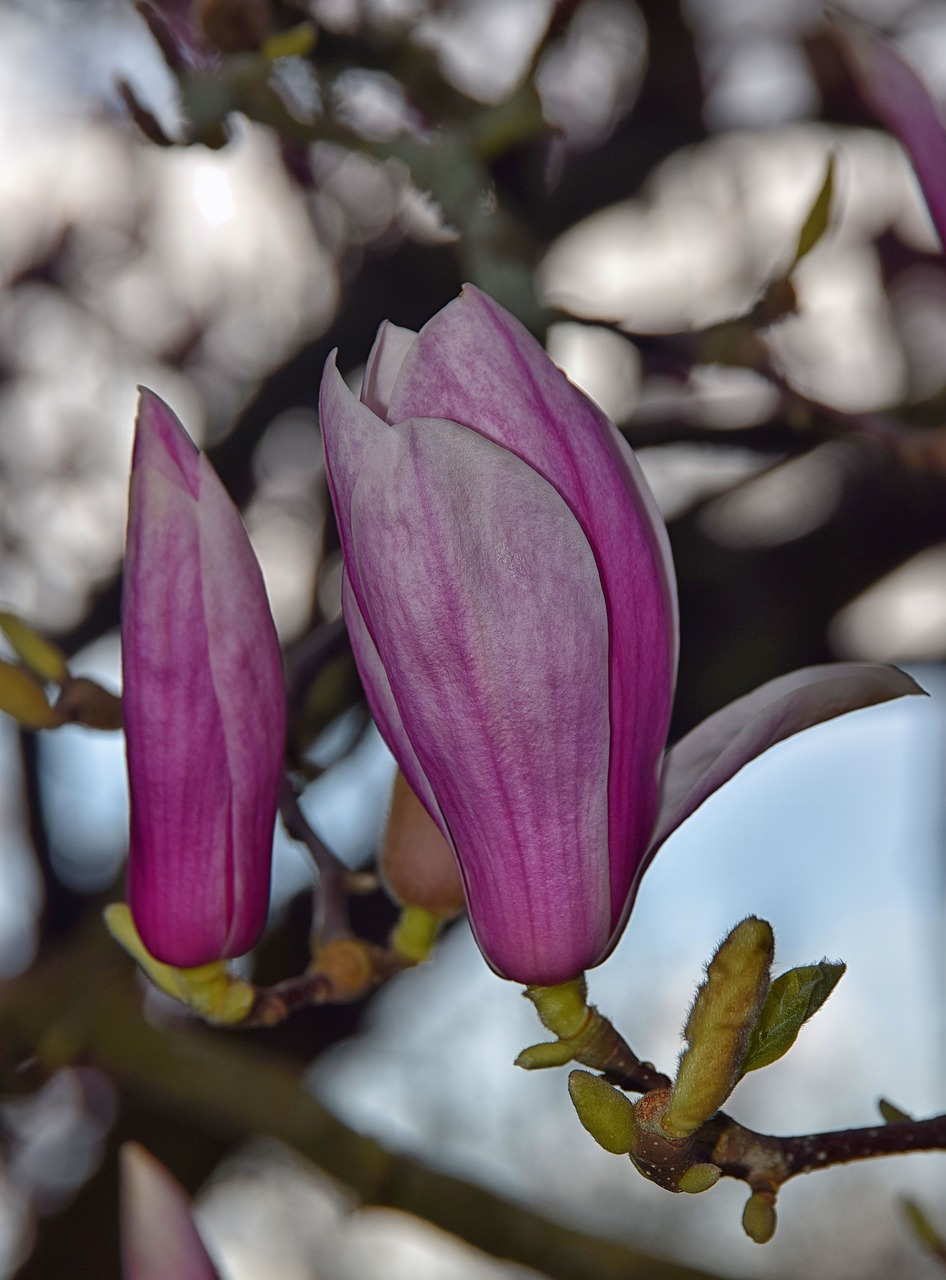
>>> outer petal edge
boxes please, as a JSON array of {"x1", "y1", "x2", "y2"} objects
[{"x1": 649, "y1": 662, "x2": 926, "y2": 856}]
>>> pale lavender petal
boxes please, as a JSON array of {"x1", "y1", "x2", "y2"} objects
[
  {"x1": 342, "y1": 572, "x2": 446, "y2": 835},
  {"x1": 320, "y1": 356, "x2": 380, "y2": 558},
  {"x1": 195, "y1": 452, "x2": 286, "y2": 954},
  {"x1": 138, "y1": 0, "x2": 218, "y2": 72},
  {"x1": 386, "y1": 285, "x2": 677, "y2": 926},
  {"x1": 121, "y1": 1144, "x2": 219, "y2": 1280},
  {"x1": 339, "y1": 410, "x2": 612, "y2": 985},
  {"x1": 361, "y1": 321, "x2": 417, "y2": 419},
  {"x1": 322, "y1": 361, "x2": 449, "y2": 831},
  {"x1": 123, "y1": 390, "x2": 285, "y2": 966},
  {"x1": 649, "y1": 663, "x2": 926, "y2": 856},
  {"x1": 841, "y1": 25, "x2": 946, "y2": 247}
]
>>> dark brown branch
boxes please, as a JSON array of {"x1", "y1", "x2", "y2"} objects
[
  {"x1": 779, "y1": 1115, "x2": 946, "y2": 1179},
  {"x1": 602, "y1": 1042, "x2": 946, "y2": 1190}
]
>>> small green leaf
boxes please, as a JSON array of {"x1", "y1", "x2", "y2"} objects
[
  {"x1": 740, "y1": 960, "x2": 845, "y2": 1075},
  {"x1": 0, "y1": 612, "x2": 68, "y2": 683},
  {"x1": 0, "y1": 660, "x2": 61, "y2": 729},
  {"x1": 902, "y1": 1198, "x2": 946, "y2": 1261},
  {"x1": 878, "y1": 1097, "x2": 913, "y2": 1124},
  {"x1": 793, "y1": 153, "x2": 835, "y2": 265}
]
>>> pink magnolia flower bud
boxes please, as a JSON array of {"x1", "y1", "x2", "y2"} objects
[
  {"x1": 121, "y1": 1143, "x2": 219, "y2": 1280},
  {"x1": 122, "y1": 390, "x2": 285, "y2": 966},
  {"x1": 320, "y1": 286, "x2": 922, "y2": 987}
]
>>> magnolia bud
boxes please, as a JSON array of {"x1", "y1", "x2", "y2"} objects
[
  {"x1": 379, "y1": 771, "x2": 465, "y2": 920},
  {"x1": 743, "y1": 1189, "x2": 778, "y2": 1244},
  {"x1": 568, "y1": 1070, "x2": 636, "y2": 1155}
]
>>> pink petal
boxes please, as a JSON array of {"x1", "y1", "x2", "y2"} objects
[
  {"x1": 123, "y1": 390, "x2": 285, "y2": 965},
  {"x1": 138, "y1": 0, "x2": 218, "y2": 71},
  {"x1": 321, "y1": 363, "x2": 612, "y2": 984},
  {"x1": 841, "y1": 24, "x2": 946, "y2": 248},
  {"x1": 384, "y1": 285, "x2": 677, "y2": 929},
  {"x1": 342, "y1": 572, "x2": 446, "y2": 833},
  {"x1": 120, "y1": 1144, "x2": 219, "y2": 1280},
  {"x1": 649, "y1": 662, "x2": 926, "y2": 857},
  {"x1": 362, "y1": 321, "x2": 417, "y2": 418},
  {"x1": 325, "y1": 362, "x2": 451, "y2": 833}
]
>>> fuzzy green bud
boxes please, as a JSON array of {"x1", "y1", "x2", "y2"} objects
[
  {"x1": 390, "y1": 905, "x2": 441, "y2": 966},
  {"x1": 664, "y1": 917, "x2": 774, "y2": 1139},
  {"x1": 515, "y1": 1040, "x2": 580, "y2": 1070},
  {"x1": 677, "y1": 1163, "x2": 722, "y2": 1194},
  {"x1": 743, "y1": 1189, "x2": 778, "y2": 1244},
  {"x1": 567, "y1": 1070, "x2": 637, "y2": 1155}
]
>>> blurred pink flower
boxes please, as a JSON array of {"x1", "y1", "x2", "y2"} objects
[{"x1": 121, "y1": 1143, "x2": 219, "y2": 1280}]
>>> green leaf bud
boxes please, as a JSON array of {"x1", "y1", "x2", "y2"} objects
[
  {"x1": 878, "y1": 1098, "x2": 912, "y2": 1124},
  {"x1": 567, "y1": 1071, "x2": 637, "y2": 1155},
  {"x1": 664, "y1": 917, "x2": 774, "y2": 1139},
  {"x1": 677, "y1": 1163, "x2": 722, "y2": 1194},
  {"x1": 743, "y1": 1190, "x2": 778, "y2": 1244}
]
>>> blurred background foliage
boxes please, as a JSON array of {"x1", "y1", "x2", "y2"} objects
[{"x1": 0, "y1": 0, "x2": 944, "y2": 1277}]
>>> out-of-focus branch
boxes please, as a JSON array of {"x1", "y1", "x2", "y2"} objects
[{"x1": 0, "y1": 930, "x2": 728, "y2": 1280}]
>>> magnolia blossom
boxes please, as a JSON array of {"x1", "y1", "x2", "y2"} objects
[
  {"x1": 320, "y1": 286, "x2": 921, "y2": 987},
  {"x1": 122, "y1": 390, "x2": 285, "y2": 967},
  {"x1": 121, "y1": 1144, "x2": 219, "y2": 1280},
  {"x1": 839, "y1": 22, "x2": 946, "y2": 247}
]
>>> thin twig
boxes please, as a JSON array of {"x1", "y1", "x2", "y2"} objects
[
  {"x1": 278, "y1": 776, "x2": 351, "y2": 941},
  {"x1": 601, "y1": 1045, "x2": 946, "y2": 1188}
]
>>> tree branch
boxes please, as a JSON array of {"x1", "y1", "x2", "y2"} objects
[{"x1": 0, "y1": 931, "x2": 729, "y2": 1280}]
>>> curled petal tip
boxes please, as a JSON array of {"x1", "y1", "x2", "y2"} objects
[{"x1": 650, "y1": 662, "x2": 927, "y2": 859}]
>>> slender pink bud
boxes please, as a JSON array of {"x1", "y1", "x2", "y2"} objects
[{"x1": 122, "y1": 390, "x2": 285, "y2": 966}]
